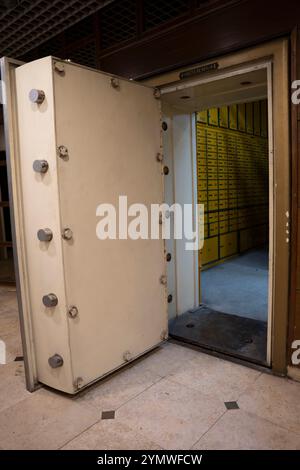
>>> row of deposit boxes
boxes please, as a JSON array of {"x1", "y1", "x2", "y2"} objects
[{"x1": 197, "y1": 100, "x2": 269, "y2": 268}]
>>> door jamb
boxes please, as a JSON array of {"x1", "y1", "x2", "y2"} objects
[{"x1": 1, "y1": 57, "x2": 38, "y2": 392}]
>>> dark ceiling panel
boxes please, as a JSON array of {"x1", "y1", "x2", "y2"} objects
[
  {"x1": 143, "y1": 0, "x2": 189, "y2": 30},
  {"x1": 100, "y1": 0, "x2": 137, "y2": 49},
  {"x1": 0, "y1": 0, "x2": 115, "y2": 57},
  {"x1": 99, "y1": 0, "x2": 297, "y2": 79}
]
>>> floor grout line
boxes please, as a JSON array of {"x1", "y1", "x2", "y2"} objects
[
  {"x1": 189, "y1": 410, "x2": 228, "y2": 450},
  {"x1": 236, "y1": 407, "x2": 300, "y2": 438},
  {"x1": 236, "y1": 371, "x2": 263, "y2": 401},
  {"x1": 2, "y1": 333, "x2": 300, "y2": 450},
  {"x1": 58, "y1": 416, "x2": 103, "y2": 450},
  {"x1": 58, "y1": 377, "x2": 166, "y2": 450},
  {"x1": 165, "y1": 372, "x2": 259, "y2": 408},
  {"x1": 115, "y1": 376, "x2": 165, "y2": 412}
]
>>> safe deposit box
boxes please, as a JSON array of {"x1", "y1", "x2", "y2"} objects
[{"x1": 2, "y1": 57, "x2": 168, "y2": 394}]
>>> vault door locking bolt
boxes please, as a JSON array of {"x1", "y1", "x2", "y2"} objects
[
  {"x1": 29, "y1": 89, "x2": 45, "y2": 104},
  {"x1": 42, "y1": 293, "x2": 58, "y2": 308},
  {"x1": 37, "y1": 228, "x2": 53, "y2": 242},
  {"x1": 33, "y1": 160, "x2": 49, "y2": 174},
  {"x1": 48, "y1": 354, "x2": 64, "y2": 369}
]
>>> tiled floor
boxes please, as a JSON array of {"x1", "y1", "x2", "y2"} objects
[{"x1": 0, "y1": 287, "x2": 300, "y2": 450}]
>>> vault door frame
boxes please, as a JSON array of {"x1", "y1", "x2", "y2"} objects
[
  {"x1": 153, "y1": 38, "x2": 289, "y2": 373},
  {"x1": 162, "y1": 62, "x2": 273, "y2": 366}
]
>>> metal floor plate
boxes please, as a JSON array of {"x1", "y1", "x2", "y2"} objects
[{"x1": 169, "y1": 305, "x2": 267, "y2": 366}]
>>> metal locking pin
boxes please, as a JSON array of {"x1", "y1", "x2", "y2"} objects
[
  {"x1": 33, "y1": 160, "x2": 49, "y2": 174},
  {"x1": 37, "y1": 228, "x2": 53, "y2": 242},
  {"x1": 29, "y1": 89, "x2": 45, "y2": 104},
  {"x1": 42, "y1": 293, "x2": 58, "y2": 308},
  {"x1": 48, "y1": 354, "x2": 64, "y2": 369}
]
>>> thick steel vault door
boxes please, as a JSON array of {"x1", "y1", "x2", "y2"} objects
[{"x1": 3, "y1": 57, "x2": 167, "y2": 394}]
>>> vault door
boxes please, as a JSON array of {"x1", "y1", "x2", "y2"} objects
[{"x1": 4, "y1": 57, "x2": 167, "y2": 394}]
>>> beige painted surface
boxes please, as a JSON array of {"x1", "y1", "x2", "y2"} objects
[
  {"x1": 11, "y1": 57, "x2": 167, "y2": 393},
  {"x1": 14, "y1": 58, "x2": 74, "y2": 392},
  {"x1": 53, "y1": 61, "x2": 167, "y2": 388}
]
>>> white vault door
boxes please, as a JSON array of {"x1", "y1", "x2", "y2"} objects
[{"x1": 7, "y1": 57, "x2": 167, "y2": 394}]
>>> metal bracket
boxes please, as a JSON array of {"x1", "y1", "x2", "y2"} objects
[
  {"x1": 62, "y1": 228, "x2": 73, "y2": 241},
  {"x1": 110, "y1": 77, "x2": 120, "y2": 90},
  {"x1": 153, "y1": 88, "x2": 161, "y2": 99},
  {"x1": 57, "y1": 145, "x2": 69, "y2": 160},
  {"x1": 53, "y1": 61, "x2": 65, "y2": 75},
  {"x1": 68, "y1": 306, "x2": 79, "y2": 319},
  {"x1": 123, "y1": 351, "x2": 132, "y2": 362},
  {"x1": 161, "y1": 330, "x2": 168, "y2": 341},
  {"x1": 74, "y1": 377, "x2": 84, "y2": 390}
]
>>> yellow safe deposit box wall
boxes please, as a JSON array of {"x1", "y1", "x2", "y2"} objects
[{"x1": 197, "y1": 100, "x2": 269, "y2": 269}]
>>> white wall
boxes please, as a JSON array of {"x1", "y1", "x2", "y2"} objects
[{"x1": 163, "y1": 105, "x2": 199, "y2": 319}]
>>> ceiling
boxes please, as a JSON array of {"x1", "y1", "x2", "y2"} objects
[
  {"x1": 0, "y1": 0, "x2": 115, "y2": 58},
  {"x1": 161, "y1": 68, "x2": 268, "y2": 113}
]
